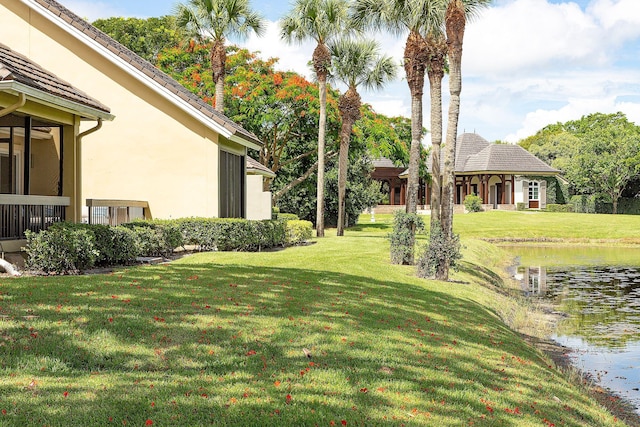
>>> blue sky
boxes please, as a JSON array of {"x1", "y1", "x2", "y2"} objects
[{"x1": 66, "y1": 0, "x2": 640, "y2": 143}]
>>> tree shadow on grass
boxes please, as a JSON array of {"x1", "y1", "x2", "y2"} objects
[{"x1": 0, "y1": 261, "x2": 615, "y2": 426}]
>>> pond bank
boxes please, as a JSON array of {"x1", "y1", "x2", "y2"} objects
[{"x1": 489, "y1": 241, "x2": 640, "y2": 427}]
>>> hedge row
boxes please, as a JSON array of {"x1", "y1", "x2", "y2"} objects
[{"x1": 25, "y1": 216, "x2": 312, "y2": 275}]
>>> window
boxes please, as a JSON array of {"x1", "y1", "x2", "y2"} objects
[
  {"x1": 219, "y1": 150, "x2": 245, "y2": 218},
  {"x1": 528, "y1": 181, "x2": 539, "y2": 201}
]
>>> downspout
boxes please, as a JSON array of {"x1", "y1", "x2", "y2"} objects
[
  {"x1": 74, "y1": 119, "x2": 102, "y2": 221},
  {"x1": 0, "y1": 92, "x2": 26, "y2": 117}
]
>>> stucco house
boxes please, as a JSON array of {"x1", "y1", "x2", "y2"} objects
[
  {"x1": 426, "y1": 133, "x2": 561, "y2": 210},
  {"x1": 0, "y1": 0, "x2": 273, "y2": 251}
]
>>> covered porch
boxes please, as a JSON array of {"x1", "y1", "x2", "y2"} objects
[{"x1": 0, "y1": 43, "x2": 113, "y2": 251}]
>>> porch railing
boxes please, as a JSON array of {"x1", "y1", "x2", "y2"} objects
[
  {"x1": 86, "y1": 199, "x2": 149, "y2": 226},
  {"x1": 0, "y1": 195, "x2": 69, "y2": 240}
]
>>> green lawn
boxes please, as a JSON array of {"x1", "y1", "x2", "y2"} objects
[{"x1": 0, "y1": 211, "x2": 634, "y2": 426}]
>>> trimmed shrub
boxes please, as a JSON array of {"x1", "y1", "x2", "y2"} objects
[
  {"x1": 389, "y1": 212, "x2": 424, "y2": 265},
  {"x1": 285, "y1": 220, "x2": 313, "y2": 245},
  {"x1": 25, "y1": 227, "x2": 98, "y2": 274},
  {"x1": 84, "y1": 224, "x2": 138, "y2": 265},
  {"x1": 278, "y1": 213, "x2": 300, "y2": 221},
  {"x1": 545, "y1": 204, "x2": 572, "y2": 213},
  {"x1": 416, "y1": 223, "x2": 462, "y2": 279},
  {"x1": 463, "y1": 194, "x2": 483, "y2": 212},
  {"x1": 176, "y1": 218, "x2": 218, "y2": 251},
  {"x1": 516, "y1": 202, "x2": 526, "y2": 211},
  {"x1": 123, "y1": 220, "x2": 183, "y2": 256}
]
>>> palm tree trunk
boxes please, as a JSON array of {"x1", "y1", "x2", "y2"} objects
[
  {"x1": 427, "y1": 33, "x2": 446, "y2": 228},
  {"x1": 336, "y1": 119, "x2": 352, "y2": 236},
  {"x1": 211, "y1": 40, "x2": 226, "y2": 113},
  {"x1": 316, "y1": 76, "x2": 327, "y2": 237},
  {"x1": 214, "y1": 75, "x2": 225, "y2": 112},
  {"x1": 407, "y1": 94, "x2": 422, "y2": 214},
  {"x1": 404, "y1": 31, "x2": 427, "y2": 215},
  {"x1": 337, "y1": 87, "x2": 361, "y2": 236},
  {"x1": 440, "y1": 0, "x2": 466, "y2": 280}
]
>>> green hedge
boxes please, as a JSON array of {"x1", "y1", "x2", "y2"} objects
[
  {"x1": 544, "y1": 204, "x2": 573, "y2": 213},
  {"x1": 25, "y1": 217, "x2": 314, "y2": 274},
  {"x1": 25, "y1": 223, "x2": 138, "y2": 274}
]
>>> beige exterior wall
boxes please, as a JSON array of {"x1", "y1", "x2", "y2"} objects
[
  {"x1": 246, "y1": 174, "x2": 272, "y2": 220},
  {"x1": 0, "y1": 1, "x2": 259, "y2": 220}
]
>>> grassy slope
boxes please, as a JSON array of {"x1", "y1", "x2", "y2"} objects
[{"x1": 0, "y1": 211, "x2": 633, "y2": 426}]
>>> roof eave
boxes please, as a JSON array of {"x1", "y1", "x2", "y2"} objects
[
  {"x1": 247, "y1": 168, "x2": 276, "y2": 178},
  {"x1": 22, "y1": 0, "x2": 262, "y2": 150},
  {"x1": 0, "y1": 81, "x2": 115, "y2": 121},
  {"x1": 229, "y1": 132, "x2": 262, "y2": 151}
]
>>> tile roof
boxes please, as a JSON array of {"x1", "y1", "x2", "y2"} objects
[
  {"x1": 29, "y1": 0, "x2": 262, "y2": 147},
  {"x1": 462, "y1": 144, "x2": 559, "y2": 174},
  {"x1": 0, "y1": 42, "x2": 111, "y2": 114},
  {"x1": 246, "y1": 156, "x2": 276, "y2": 177},
  {"x1": 427, "y1": 133, "x2": 558, "y2": 175}
]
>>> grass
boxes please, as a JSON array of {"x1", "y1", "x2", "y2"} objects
[{"x1": 0, "y1": 211, "x2": 635, "y2": 426}]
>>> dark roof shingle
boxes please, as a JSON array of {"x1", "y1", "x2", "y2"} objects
[
  {"x1": 0, "y1": 42, "x2": 111, "y2": 114},
  {"x1": 246, "y1": 156, "x2": 275, "y2": 177},
  {"x1": 426, "y1": 133, "x2": 558, "y2": 175},
  {"x1": 31, "y1": 0, "x2": 261, "y2": 147}
]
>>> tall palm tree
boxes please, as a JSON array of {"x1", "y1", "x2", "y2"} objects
[
  {"x1": 175, "y1": 0, "x2": 265, "y2": 113},
  {"x1": 426, "y1": 30, "x2": 447, "y2": 229},
  {"x1": 281, "y1": 0, "x2": 350, "y2": 238},
  {"x1": 439, "y1": 0, "x2": 490, "y2": 280},
  {"x1": 351, "y1": 0, "x2": 446, "y2": 215},
  {"x1": 329, "y1": 38, "x2": 397, "y2": 236}
]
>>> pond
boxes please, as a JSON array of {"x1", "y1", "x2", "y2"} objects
[{"x1": 502, "y1": 245, "x2": 640, "y2": 413}]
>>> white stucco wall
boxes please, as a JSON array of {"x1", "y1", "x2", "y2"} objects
[{"x1": 246, "y1": 175, "x2": 272, "y2": 220}]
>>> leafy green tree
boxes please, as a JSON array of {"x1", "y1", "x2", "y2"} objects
[
  {"x1": 522, "y1": 112, "x2": 640, "y2": 214},
  {"x1": 174, "y1": 0, "x2": 265, "y2": 113},
  {"x1": 224, "y1": 48, "x2": 342, "y2": 200},
  {"x1": 357, "y1": 105, "x2": 411, "y2": 166},
  {"x1": 281, "y1": 0, "x2": 351, "y2": 237},
  {"x1": 93, "y1": 16, "x2": 183, "y2": 64},
  {"x1": 564, "y1": 113, "x2": 640, "y2": 214}
]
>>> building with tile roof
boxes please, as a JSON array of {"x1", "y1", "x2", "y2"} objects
[
  {"x1": 0, "y1": 0, "x2": 273, "y2": 249},
  {"x1": 427, "y1": 133, "x2": 561, "y2": 210}
]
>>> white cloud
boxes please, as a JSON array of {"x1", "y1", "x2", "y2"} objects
[
  {"x1": 589, "y1": 0, "x2": 640, "y2": 42},
  {"x1": 457, "y1": 0, "x2": 640, "y2": 142},
  {"x1": 464, "y1": 0, "x2": 604, "y2": 75},
  {"x1": 240, "y1": 21, "x2": 317, "y2": 80}
]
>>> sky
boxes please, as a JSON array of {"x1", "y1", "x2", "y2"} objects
[{"x1": 65, "y1": 0, "x2": 640, "y2": 144}]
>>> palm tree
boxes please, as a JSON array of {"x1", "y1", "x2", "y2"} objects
[
  {"x1": 351, "y1": 0, "x2": 445, "y2": 215},
  {"x1": 281, "y1": 0, "x2": 350, "y2": 238},
  {"x1": 426, "y1": 30, "x2": 447, "y2": 229},
  {"x1": 439, "y1": 0, "x2": 490, "y2": 279},
  {"x1": 174, "y1": 0, "x2": 265, "y2": 113},
  {"x1": 329, "y1": 38, "x2": 397, "y2": 236}
]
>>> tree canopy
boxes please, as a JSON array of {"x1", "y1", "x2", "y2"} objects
[
  {"x1": 93, "y1": 16, "x2": 183, "y2": 64},
  {"x1": 521, "y1": 112, "x2": 640, "y2": 214}
]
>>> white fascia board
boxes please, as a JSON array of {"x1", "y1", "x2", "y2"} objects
[
  {"x1": 0, "y1": 81, "x2": 115, "y2": 121},
  {"x1": 230, "y1": 133, "x2": 261, "y2": 151},
  {"x1": 21, "y1": 0, "x2": 240, "y2": 142}
]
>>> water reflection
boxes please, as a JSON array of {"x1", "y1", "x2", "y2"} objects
[{"x1": 504, "y1": 246, "x2": 640, "y2": 413}]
